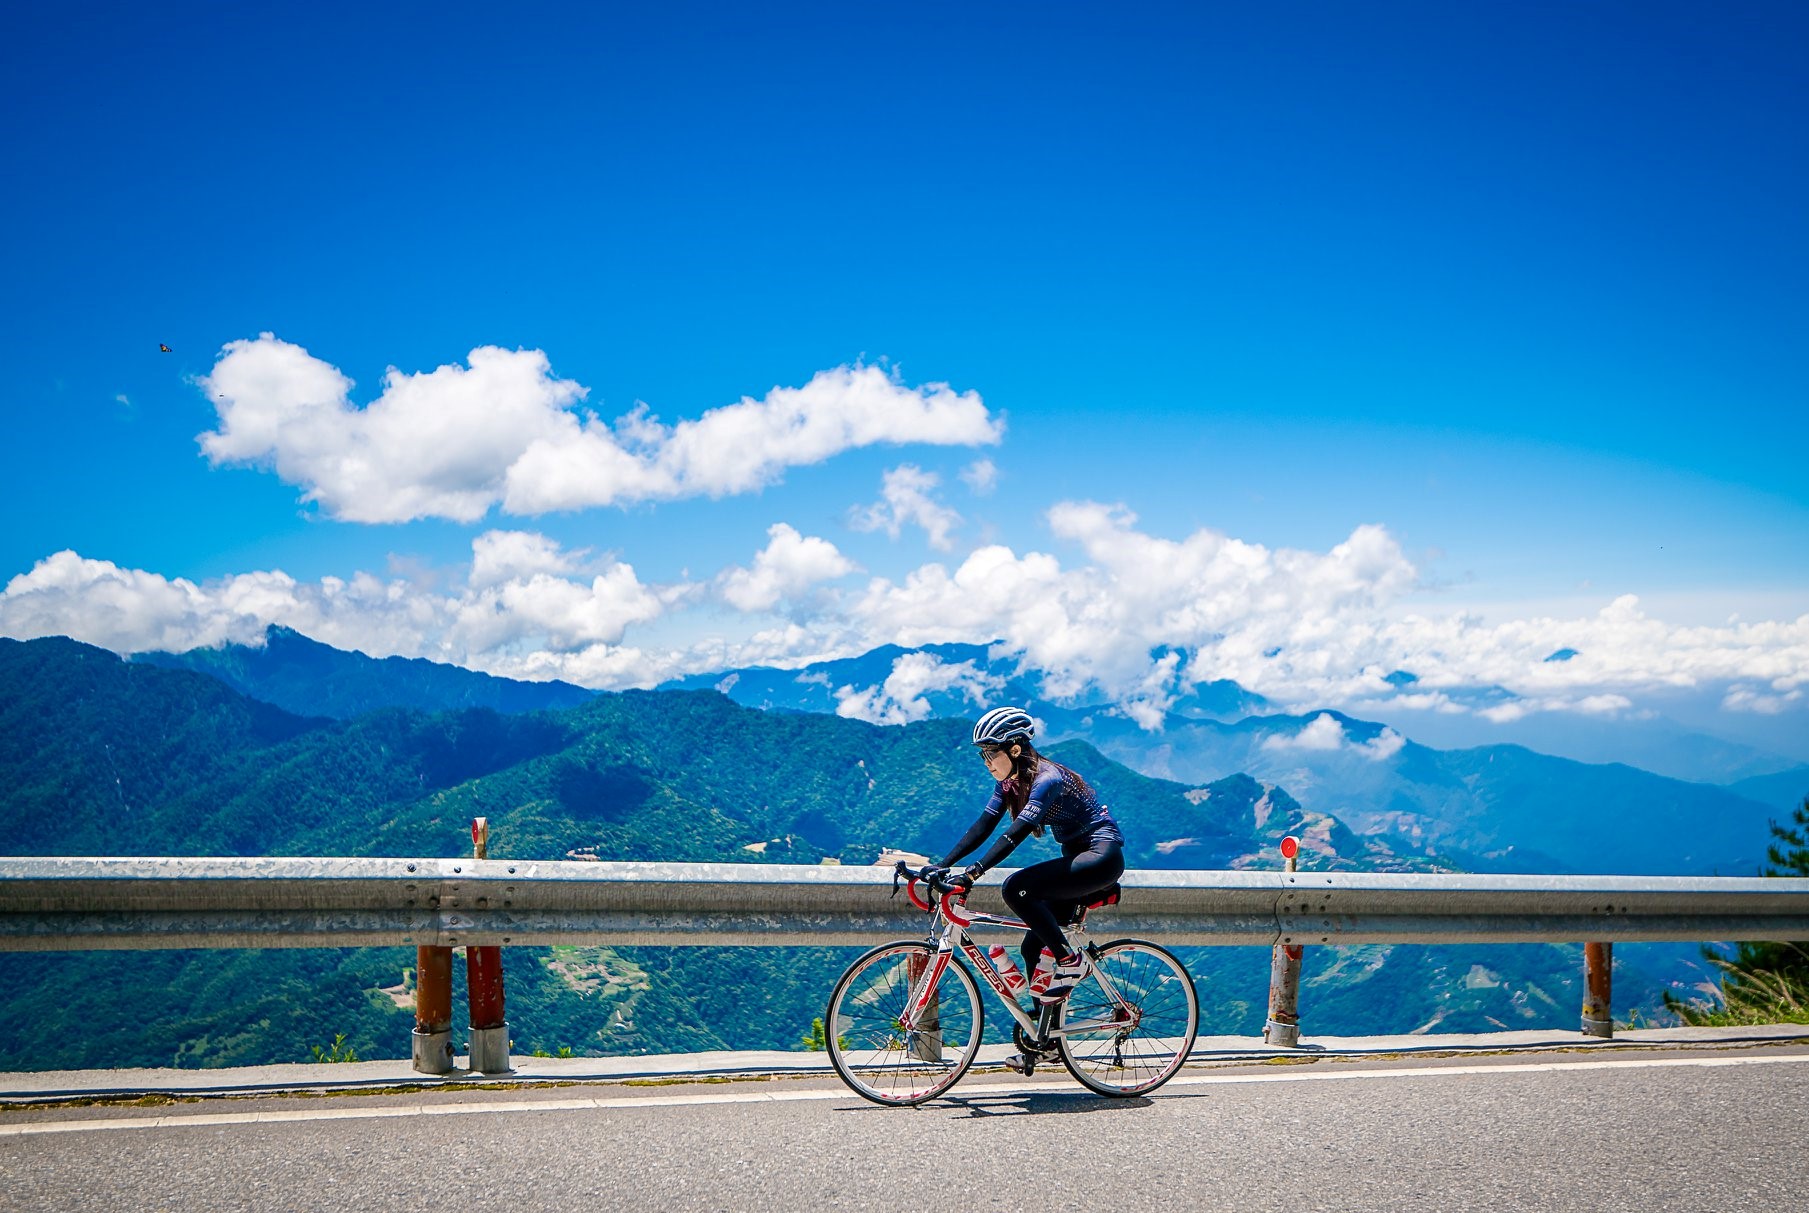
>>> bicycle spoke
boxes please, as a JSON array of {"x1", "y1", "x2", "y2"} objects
[
  {"x1": 826, "y1": 942, "x2": 984, "y2": 1106},
  {"x1": 1057, "y1": 940, "x2": 1198, "y2": 1097}
]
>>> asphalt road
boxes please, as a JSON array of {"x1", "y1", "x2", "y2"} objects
[{"x1": 4, "y1": 1046, "x2": 1806, "y2": 1212}]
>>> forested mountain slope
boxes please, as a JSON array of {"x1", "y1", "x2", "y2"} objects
[
  {"x1": 2, "y1": 636, "x2": 1453, "y2": 1070},
  {"x1": 133, "y1": 625, "x2": 596, "y2": 720},
  {"x1": 120, "y1": 630, "x2": 1784, "y2": 875}
]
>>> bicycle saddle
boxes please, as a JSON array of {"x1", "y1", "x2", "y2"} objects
[{"x1": 1056, "y1": 883, "x2": 1123, "y2": 926}]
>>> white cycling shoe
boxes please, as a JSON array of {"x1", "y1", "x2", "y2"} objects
[{"x1": 1035, "y1": 951, "x2": 1087, "y2": 1002}]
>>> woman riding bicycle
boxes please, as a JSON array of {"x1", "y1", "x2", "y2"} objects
[{"x1": 922, "y1": 705, "x2": 1125, "y2": 1005}]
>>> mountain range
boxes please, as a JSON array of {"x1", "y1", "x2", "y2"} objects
[
  {"x1": 143, "y1": 629, "x2": 1796, "y2": 874},
  {"x1": 0, "y1": 629, "x2": 1784, "y2": 1069},
  {"x1": 661, "y1": 644, "x2": 1803, "y2": 877},
  {"x1": 655, "y1": 638, "x2": 1809, "y2": 780},
  {"x1": 134, "y1": 625, "x2": 597, "y2": 720}
]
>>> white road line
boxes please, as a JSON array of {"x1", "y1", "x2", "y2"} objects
[{"x1": 4, "y1": 1052, "x2": 1806, "y2": 1137}]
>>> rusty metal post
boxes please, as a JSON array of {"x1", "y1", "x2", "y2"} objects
[
  {"x1": 1582, "y1": 941, "x2": 1614, "y2": 1038},
  {"x1": 465, "y1": 817, "x2": 512, "y2": 1073},
  {"x1": 905, "y1": 951, "x2": 943, "y2": 1063},
  {"x1": 1264, "y1": 836, "x2": 1304, "y2": 1047},
  {"x1": 412, "y1": 943, "x2": 454, "y2": 1073}
]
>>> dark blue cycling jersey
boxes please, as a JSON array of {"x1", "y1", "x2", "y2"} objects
[
  {"x1": 940, "y1": 757, "x2": 1123, "y2": 873},
  {"x1": 992, "y1": 761, "x2": 1121, "y2": 846}
]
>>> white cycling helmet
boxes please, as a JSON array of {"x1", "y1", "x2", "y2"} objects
[{"x1": 971, "y1": 706, "x2": 1035, "y2": 748}]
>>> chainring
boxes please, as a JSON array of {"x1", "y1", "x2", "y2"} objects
[{"x1": 1013, "y1": 1022, "x2": 1060, "y2": 1058}]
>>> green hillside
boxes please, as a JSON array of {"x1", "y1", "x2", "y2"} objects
[
  {"x1": 133, "y1": 625, "x2": 597, "y2": 720},
  {"x1": 0, "y1": 636, "x2": 1682, "y2": 1069}
]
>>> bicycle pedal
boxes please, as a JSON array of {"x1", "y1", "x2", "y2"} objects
[{"x1": 1002, "y1": 1052, "x2": 1036, "y2": 1076}]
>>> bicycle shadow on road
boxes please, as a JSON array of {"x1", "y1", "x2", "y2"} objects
[{"x1": 938, "y1": 1091, "x2": 1156, "y2": 1118}]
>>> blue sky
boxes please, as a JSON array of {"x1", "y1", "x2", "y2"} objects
[{"x1": 3, "y1": 2, "x2": 1805, "y2": 743}]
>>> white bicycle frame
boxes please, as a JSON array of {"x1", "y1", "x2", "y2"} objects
[{"x1": 897, "y1": 878, "x2": 1139, "y2": 1043}]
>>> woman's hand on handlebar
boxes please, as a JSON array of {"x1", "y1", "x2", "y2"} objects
[
  {"x1": 893, "y1": 862, "x2": 973, "y2": 900},
  {"x1": 911, "y1": 864, "x2": 971, "y2": 893}
]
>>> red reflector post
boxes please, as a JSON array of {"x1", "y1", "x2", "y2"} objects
[{"x1": 1264, "y1": 836, "x2": 1304, "y2": 1048}]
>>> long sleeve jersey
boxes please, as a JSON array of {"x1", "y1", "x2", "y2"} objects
[{"x1": 939, "y1": 758, "x2": 1123, "y2": 873}]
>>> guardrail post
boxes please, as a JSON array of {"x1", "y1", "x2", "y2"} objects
[
  {"x1": 465, "y1": 817, "x2": 512, "y2": 1074},
  {"x1": 412, "y1": 943, "x2": 454, "y2": 1073},
  {"x1": 1581, "y1": 941, "x2": 1613, "y2": 1038},
  {"x1": 905, "y1": 952, "x2": 943, "y2": 1062},
  {"x1": 1264, "y1": 836, "x2": 1304, "y2": 1047}
]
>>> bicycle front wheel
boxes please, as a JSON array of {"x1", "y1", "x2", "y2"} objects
[
  {"x1": 825, "y1": 941, "x2": 984, "y2": 1106},
  {"x1": 1057, "y1": 938, "x2": 1198, "y2": 1097}
]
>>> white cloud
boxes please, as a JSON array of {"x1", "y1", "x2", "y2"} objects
[
  {"x1": 851, "y1": 465, "x2": 963, "y2": 551},
  {"x1": 829, "y1": 505, "x2": 1809, "y2": 728},
  {"x1": 1262, "y1": 714, "x2": 1348, "y2": 752},
  {"x1": 1361, "y1": 727, "x2": 1407, "y2": 761},
  {"x1": 1382, "y1": 595, "x2": 1809, "y2": 702},
  {"x1": 1471, "y1": 691, "x2": 1634, "y2": 724},
  {"x1": 7, "y1": 502, "x2": 1805, "y2": 732},
  {"x1": 449, "y1": 565, "x2": 668, "y2": 653},
  {"x1": 478, "y1": 641, "x2": 663, "y2": 689},
  {"x1": 199, "y1": 336, "x2": 1003, "y2": 523},
  {"x1": 1478, "y1": 701, "x2": 1532, "y2": 724},
  {"x1": 1352, "y1": 690, "x2": 1468, "y2": 714},
  {"x1": 1260, "y1": 714, "x2": 1403, "y2": 761},
  {"x1": 0, "y1": 536, "x2": 678, "y2": 688},
  {"x1": 1119, "y1": 650, "x2": 1183, "y2": 731},
  {"x1": 1723, "y1": 686, "x2": 1805, "y2": 715},
  {"x1": 960, "y1": 458, "x2": 998, "y2": 495},
  {"x1": 843, "y1": 504, "x2": 1421, "y2": 714},
  {"x1": 200, "y1": 338, "x2": 582, "y2": 524},
  {"x1": 469, "y1": 530, "x2": 580, "y2": 589},
  {"x1": 833, "y1": 651, "x2": 1005, "y2": 726},
  {"x1": 718, "y1": 524, "x2": 857, "y2": 612},
  {"x1": 0, "y1": 552, "x2": 265, "y2": 654}
]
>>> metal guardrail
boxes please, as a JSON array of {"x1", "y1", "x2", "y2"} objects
[{"x1": 2, "y1": 856, "x2": 1807, "y2": 951}]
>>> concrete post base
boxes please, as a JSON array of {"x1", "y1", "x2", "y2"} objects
[
  {"x1": 1263, "y1": 1018, "x2": 1301, "y2": 1047},
  {"x1": 411, "y1": 1028, "x2": 453, "y2": 1075},
  {"x1": 468, "y1": 1024, "x2": 512, "y2": 1074},
  {"x1": 1581, "y1": 1015, "x2": 1614, "y2": 1039}
]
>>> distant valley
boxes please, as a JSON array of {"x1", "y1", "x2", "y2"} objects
[
  {"x1": 664, "y1": 643, "x2": 1803, "y2": 877},
  {"x1": 0, "y1": 630, "x2": 1790, "y2": 1069}
]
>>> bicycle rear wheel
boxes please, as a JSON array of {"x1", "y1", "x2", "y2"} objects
[
  {"x1": 825, "y1": 940, "x2": 984, "y2": 1106},
  {"x1": 1056, "y1": 938, "x2": 1198, "y2": 1097}
]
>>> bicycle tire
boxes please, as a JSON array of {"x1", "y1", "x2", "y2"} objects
[
  {"x1": 1056, "y1": 938, "x2": 1198, "y2": 1097},
  {"x1": 825, "y1": 940, "x2": 984, "y2": 1106}
]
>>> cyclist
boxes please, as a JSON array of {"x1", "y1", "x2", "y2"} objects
[{"x1": 922, "y1": 705, "x2": 1124, "y2": 1005}]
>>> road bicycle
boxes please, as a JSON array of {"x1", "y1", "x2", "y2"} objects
[{"x1": 824, "y1": 863, "x2": 1200, "y2": 1106}]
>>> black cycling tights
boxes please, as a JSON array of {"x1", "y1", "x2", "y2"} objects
[{"x1": 1001, "y1": 835, "x2": 1125, "y2": 970}]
